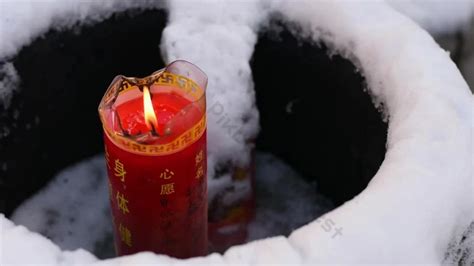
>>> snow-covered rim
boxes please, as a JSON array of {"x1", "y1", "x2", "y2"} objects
[{"x1": 1, "y1": 1, "x2": 473, "y2": 264}]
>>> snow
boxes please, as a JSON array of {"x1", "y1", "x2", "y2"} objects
[
  {"x1": 0, "y1": 62, "x2": 19, "y2": 109},
  {"x1": 387, "y1": 0, "x2": 474, "y2": 35},
  {"x1": 248, "y1": 153, "x2": 333, "y2": 241},
  {"x1": 161, "y1": 0, "x2": 264, "y2": 172},
  {"x1": 1, "y1": 0, "x2": 473, "y2": 265},
  {"x1": 445, "y1": 222, "x2": 474, "y2": 265},
  {"x1": 10, "y1": 155, "x2": 115, "y2": 258},
  {"x1": 271, "y1": 1, "x2": 473, "y2": 263},
  {"x1": 10, "y1": 152, "x2": 332, "y2": 259},
  {"x1": 1, "y1": 214, "x2": 97, "y2": 265}
]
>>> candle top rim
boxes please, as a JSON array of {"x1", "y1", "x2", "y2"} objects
[{"x1": 98, "y1": 60, "x2": 208, "y2": 156}]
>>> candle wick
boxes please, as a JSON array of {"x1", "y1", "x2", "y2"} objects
[{"x1": 150, "y1": 122, "x2": 159, "y2": 137}]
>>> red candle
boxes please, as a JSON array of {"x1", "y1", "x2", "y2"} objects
[{"x1": 98, "y1": 60, "x2": 208, "y2": 258}]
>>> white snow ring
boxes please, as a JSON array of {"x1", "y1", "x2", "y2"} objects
[
  {"x1": 276, "y1": 1, "x2": 473, "y2": 264},
  {"x1": 2, "y1": 1, "x2": 473, "y2": 265}
]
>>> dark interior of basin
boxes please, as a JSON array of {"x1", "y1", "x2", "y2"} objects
[
  {"x1": 0, "y1": 9, "x2": 387, "y2": 223},
  {"x1": 252, "y1": 22, "x2": 387, "y2": 205}
]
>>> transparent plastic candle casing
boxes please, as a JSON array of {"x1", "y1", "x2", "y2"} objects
[{"x1": 98, "y1": 60, "x2": 207, "y2": 258}]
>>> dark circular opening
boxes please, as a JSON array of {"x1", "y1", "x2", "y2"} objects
[
  {"x1": 1, "y1": 8, "x2": 387, "y2": 258},
  {"x1": 252, "y1": 20, "x2": 387, "y2": 205}
]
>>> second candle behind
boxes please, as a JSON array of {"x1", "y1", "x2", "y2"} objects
[{"x1": 98, "y1": 60, "x2": 208, "y2": 258}]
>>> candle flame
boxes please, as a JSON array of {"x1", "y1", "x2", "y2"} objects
[{"x1": 143, "y1": 86, "x2": 158, "y2": 132}]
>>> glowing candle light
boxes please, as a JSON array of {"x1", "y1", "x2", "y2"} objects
[{"x1": 142, "y1": 86, "x2": 158, "y2": 134}]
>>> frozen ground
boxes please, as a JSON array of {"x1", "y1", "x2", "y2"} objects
[
  {"x1": 1, "y1": 0, "x2": 473, "y2": 265},
  {"x1": 10, "y1": 152, "x2": 333, "y2": 259}
]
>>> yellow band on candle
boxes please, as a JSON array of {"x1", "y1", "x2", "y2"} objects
[{"x1": 104, "y1": 115, "x2": 206, "y2": 156}]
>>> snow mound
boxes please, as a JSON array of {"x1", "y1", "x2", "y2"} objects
[
  {"x1": 271, "y1": 1, "x2": 473, "y2": 263},
  {"x1": 1, "y1": 0, "x2": 473, "y2": 265},
  {"x1": 1, "y1": 214, "x2": 97, "y2": 265},
  {"x1": 161, "y1": 0, "x2": 266, "y2": 173}
]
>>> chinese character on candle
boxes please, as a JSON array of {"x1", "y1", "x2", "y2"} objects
[
  {"x1": 160, "y1": 183, "x2": 175, "y2": 195},
  {"x1": 160, "y1": 169, "x2": 174, "y2": 180},
  {"x1": 116, "y1": 192, "x2": 129, "y2": 214},
  {"x1": 114, "y1": 159, "x2": 126, "y2": 182},
  {"x1": 118, "y1": 223, "x2": 132, "y2": 247}
]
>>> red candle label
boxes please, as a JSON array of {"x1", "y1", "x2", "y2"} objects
[
  {"x1": 98, "y1": 61, "x2": 208, "y2": 258},
  {"x1": 104, "y1": 127, "x2": 207, "y2": 257}
]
